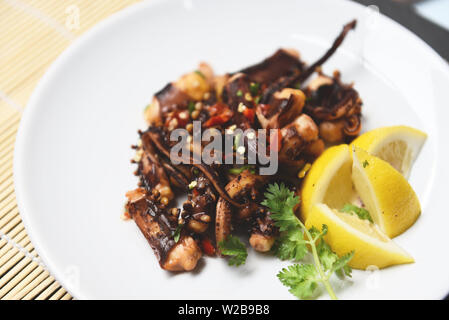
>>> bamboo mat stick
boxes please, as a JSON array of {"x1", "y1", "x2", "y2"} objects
[
  {"x1": 60, "y1": 292, "x2": 72, "y2": 300},
  {"x1": 0, "y1": 208, "x2": 20, "y2": 231},
  {"x1": 3, "y1": 264, "x2": 44, "y2": 299},
  {"x1": 0, "y1": 185, "x2": 15, "y2": 207},
  {"x1": 22, "y1": 275, "x2": 54, "y2": 300},
  {"x1": 0, "y1": 155, "x2": 14, "y2": 177},
  {"x1": 0, "y1": 211, "x2": 21, "y2": 234},
  {"x1": 0, "y1": 254, "x2": 37, "y2": 291},
  {"x1": 0, "y1": 194, "x2": 16, "y2": 215},
  {"x1": 13, "y1": 269, "x2": 50, "y2": 300},
  {"x1": 0, "y1": 112, "x2": 21, "y2": 131},
  {"x1": 0, "y1": 262, "x2": 40, "y2": 298},
  {"x1": 0, "y1": 243, "x2": 36, "y2": 280},
  {"x1": 49, "y1": 287, "x2": 68, "y2": 300},
  {"x1": 0, "y1": 136, "x2": 16, "y2": 156},
  {"x1": 35, "y1": 280, "x2": 60, "y2": 300}
]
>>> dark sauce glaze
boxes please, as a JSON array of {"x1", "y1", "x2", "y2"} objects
[{"x1": 127, "y1": 194, "x2": 177, "y2": 266}]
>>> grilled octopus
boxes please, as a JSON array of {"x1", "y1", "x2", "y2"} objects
[{"x1": 125, "y1": 20, "x2": 362, "y2": 271}]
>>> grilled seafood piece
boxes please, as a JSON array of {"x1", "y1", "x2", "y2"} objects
[
  {"x1": 304, "y1": 71, "x2": 362, "y2": 143},
  {"x1": 125, "y1": 188, "x2": 202, "y2": 271}
]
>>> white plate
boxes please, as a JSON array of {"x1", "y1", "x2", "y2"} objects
[{"x1": 13, "y1": 0, "x2": 449, "y2": 299}]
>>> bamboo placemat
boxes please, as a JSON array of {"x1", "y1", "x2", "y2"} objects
[{"x1": 0, "y1": 0, "x2": 141, "y2": 300}]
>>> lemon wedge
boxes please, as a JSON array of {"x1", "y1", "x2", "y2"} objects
[
  {"x1": 352, "y1": 147, "x2": 421, "y2": 238},
  {"x1": 305, "y1": 204, "x2": 414, "y2": 269},
  {"x1": 350, "y1": 126, "x2": 427, "y2": 178},
  {"x1": 300, "y1": 144, "x2": 356, "y2": 222}
]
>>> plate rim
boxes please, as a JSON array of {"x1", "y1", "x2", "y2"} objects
[{"x1": 12, "y1": 0, "x2": 449, "y2": 299}]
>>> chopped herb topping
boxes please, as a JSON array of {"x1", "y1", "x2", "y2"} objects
[
  {"x1": 218, "y1": 235, "x2": 248, "y2": 266},
  {"x1": 194, "y1": 70, "x2": 205, "y2": 79},
  {"x1": 236, "y1": 90, "x2": 243, "y2": 97},
  {"x1": 144, "y1": 103, "x2": 152, "y2": 112},
  {"x1": 233, "y1": 133, "x2": 242, "y2": 150},
  {"x1": 173, "y1": 223, "x2": 183, "y2": 243},
  {"x1": 340, "y1": 203, "x2": 373, "y2": 223},
  {"x1": 249, "y1": 82, "x2": 260, "y2": 96},
  {"x1": 228, "y1": 165, "x2": 256, "y2": 175},
  {"x1": 188, "y1": 101, "x2": 195, "y2": 115},
  {"x1": 363, "y1": 160, "x2": 369, "y2": 168}
]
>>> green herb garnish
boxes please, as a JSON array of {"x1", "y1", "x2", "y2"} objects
[
  {"x1": 236, "y1": 90, "x2": 243, "y2": 97},
  {"x1": 173, "y1": 223, "x2": 184, "y2": 243},
  {"x1": 254, "y1": 96, "x2": 261, "y2": 104},
  {"x1": 340, "y1": 203, "x2": 373, "y2": 223},
  {"x1": 249, "y1": 82, "x2": 260, "y2": 96},
  {"x1": 262, "y1": 183, "x2": 354, "y2": 300},
  {"x1": 188, "y1": 101, "x2": 195, "y2": 115},
  {"x1": 363, "y1": 160, "x2": 369, "y2": 168},
  {"x1": 194, "y1": 70, "x2": 205, "y2": 79},
  {"x1": 233, "y1": 133, "x2": 241, "y2": 150},
  {"x1": 144, "y1": 103, "x2": 152, "y2": 112},
  {"x1": 218, "y1": 235, "x2": 248, "y2": 266},
  {"x1": 228, "y1": 165, "x2": 255, "y2": 175}
]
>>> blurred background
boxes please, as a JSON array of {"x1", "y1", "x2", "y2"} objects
[
  {"x1": 0, "y1": 0, "x2": 448, "y2": 300},
  {"x1": 354, "y1": 0, "x2": 449, "y2": 60}
]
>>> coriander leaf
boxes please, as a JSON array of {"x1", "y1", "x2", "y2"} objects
[
  {"x1": 273, "y1": 228, "x2": 308, "y2": 261},
  {"x1": 340, "y1": 203, "x2": 373, "y2": 223},
  {"x1": 218, "y1": 235, "x2": 248, "y2": 266},
  {"x1": 321, "y1": 224, "x2": 328, "y2": 236},
  {"x1": 316, "y1": 238, "x2": 338, "y2": 271},
  {"x1": 173, "y1": 223, "x2": 184, "y2": 243},
  {"x1": 313, "y1": 224, "x2": 353, "y2": 276},
  {"x1": 277, "y1": 264, "x2": 319, "y2": 300},
  {"x1": 262, "y1": 183, "x2": 307, "y2": 261},
  {"x1": 332, "y1": 251, "x2": 354, "y2": 278},
  {"x1": 264, "y1": 183, "x2": 355, "y2": 300},
  {"x1": 236, "y1": 90, "x2": 243, "y2": 97},
  {"x1": 261, "y1": 183, "x2": 300, "y2": 232},
  {"x1": 309, "y1": 224, "x2": 328, "y2": 241},
  {"x1": 308, "y1": 226, "x2": 321, "y2": 240}
]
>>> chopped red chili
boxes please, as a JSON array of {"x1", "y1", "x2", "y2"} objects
[
  {"x1": 201, "y1": 238, "x2": 216, "y2": 256},
  {"x1": 243, "y1": 107, "x2": 255, "y2": 124},
  {"x1": 204, "y1": 103, "x2": 233, "y2": 127}
]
